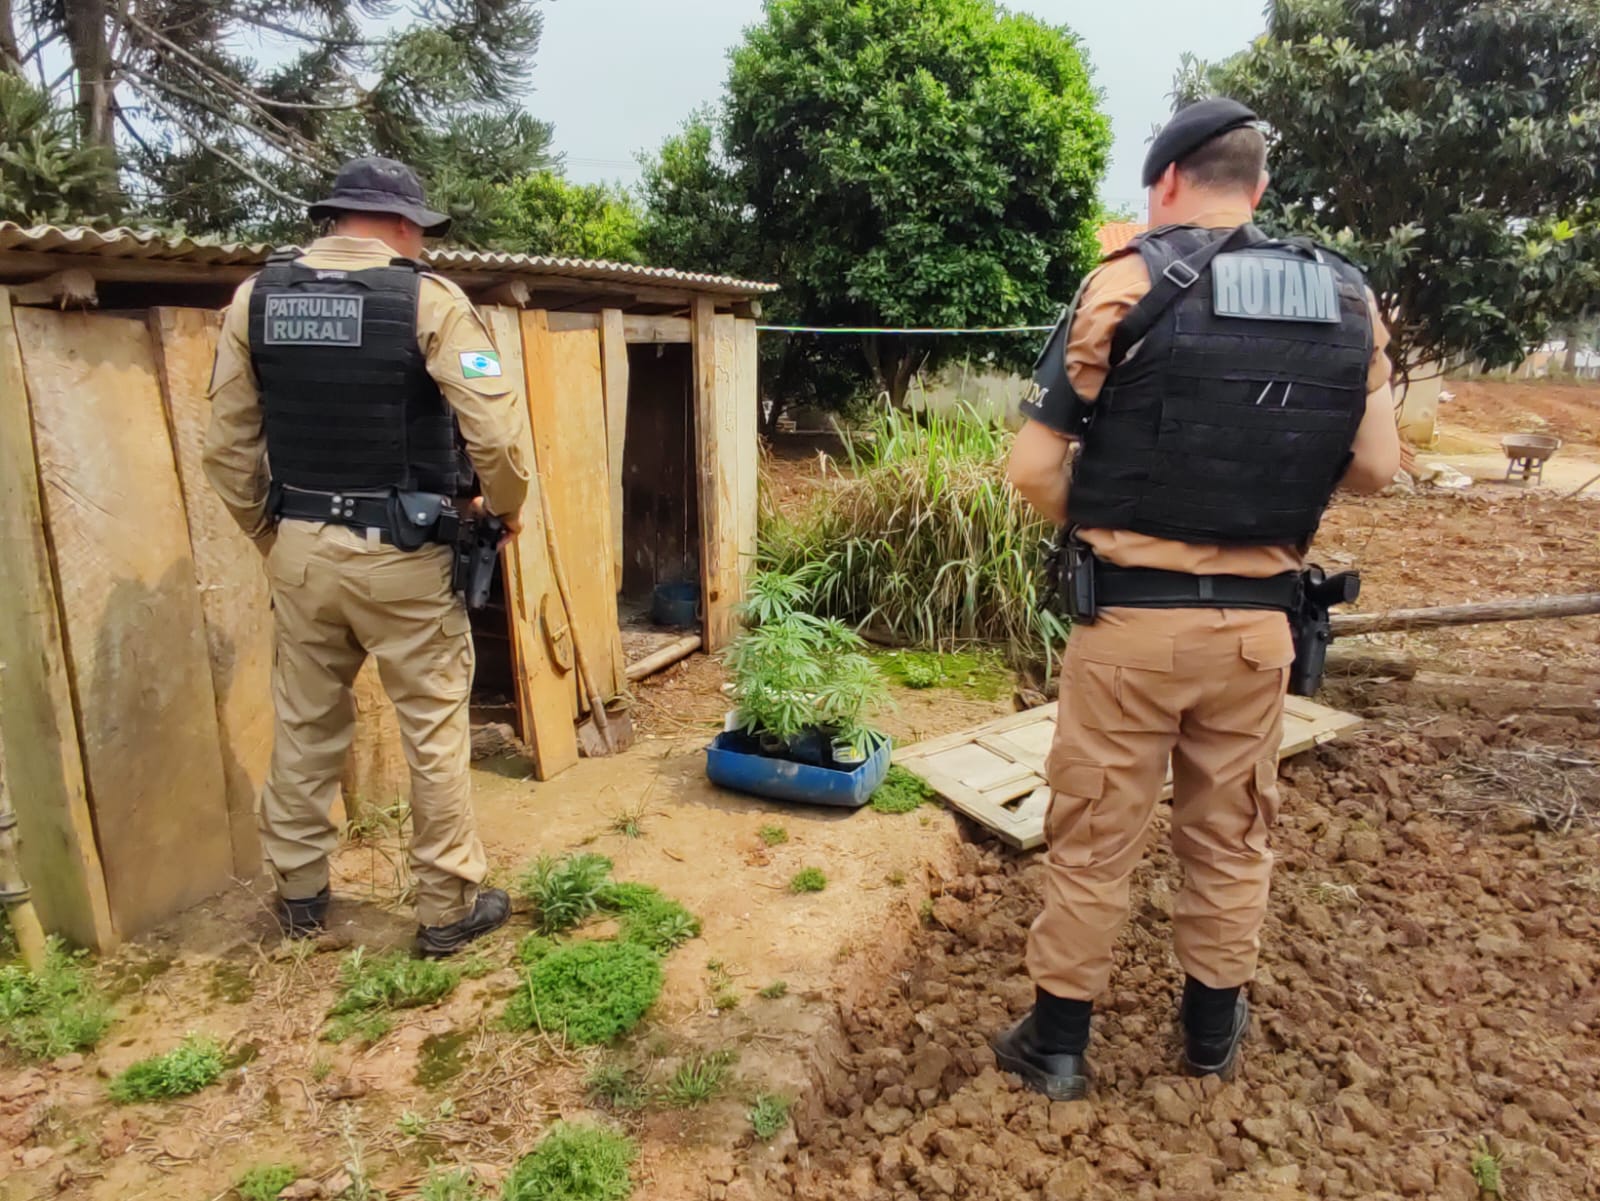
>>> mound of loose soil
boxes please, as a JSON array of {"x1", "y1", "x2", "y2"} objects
[{"x1": 748, "y1": 700, "x2": 1600, "y2": 1201}]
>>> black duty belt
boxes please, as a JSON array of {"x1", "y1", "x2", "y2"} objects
[
  {"x1": 275, "y1": 488, "x2": 460, "y2": 547},
  {"x1": 1095, "y1": 563, "x2": 1300, "y2": 613}
]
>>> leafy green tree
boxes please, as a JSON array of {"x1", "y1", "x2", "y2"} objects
[
  {"x1": 642, "y1": 0, "x2": 1111, "y2": 408},
  {"x1": 1175, "y1": 0, "x2": 1600, "y2": 386},
  {"x1": 494, "y1": 172, "x2": 644, "y2": 261},
  {"x1": 0, "y1": 75, "x2": 117, "y2": 224},
  {"x1": 0, "y1": 2, "x2": 554, "y2": 240}
]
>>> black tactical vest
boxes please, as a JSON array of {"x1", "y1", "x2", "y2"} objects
[
  {"x1": 1068, "y1": 224, "x2": 1372, "y2": 546},
  {"x1": 248, "y1": 253, "x2": 467, "y2": 496}
]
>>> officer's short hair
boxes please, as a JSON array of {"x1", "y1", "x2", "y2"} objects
[{"x1": 1175, "y1": 126, "x2": 1267, "y2": 192}]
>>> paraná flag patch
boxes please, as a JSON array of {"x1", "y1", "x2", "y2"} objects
[{"x1": 460, "y1": 350, "x2": 503, "y2": 378}]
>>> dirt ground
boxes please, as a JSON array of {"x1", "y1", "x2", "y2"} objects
[{"x1": 4, "y1": 379, "x2": 1599, "y2": 1201}]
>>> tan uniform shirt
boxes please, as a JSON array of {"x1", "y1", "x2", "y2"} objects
[
  {"x1": 1065, "y1": 203, "x2": 1395, "y2": 577},
  {"x1": 203, "y1": 235, "x2": 531, "y2": 550}
]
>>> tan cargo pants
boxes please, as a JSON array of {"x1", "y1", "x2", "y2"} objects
[
  {"x1": 260, "y1": 520, "x2": 486, "y2": 926},
  {"x1": 1026, "y1": 606, "x2": 1294, "y2": 1000}
]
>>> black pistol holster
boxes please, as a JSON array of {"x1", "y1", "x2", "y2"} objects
[
  {"x1": 1039, "y1": 528, "x2": 1097, "y2": 623},
  {"x1": 1288, "y1": 566, "x2": 1360, "y2": 697},
  {"x1": 453, "y1": 515, "x2": 505, "y2": 612}
]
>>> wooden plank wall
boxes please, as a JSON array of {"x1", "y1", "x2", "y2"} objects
[
  {"x1": 148, "y1": 308, "x2": 267, "y2": 877},
  {"x1": 693, "y1": 300, "x2": 743, "y2": 651},
  {"x1": 0, "y1": 293, "x2": 115, "y2": 948},
  {"x1": 16, "y1": 309, "x2": 234, "y2": 936},
  {"x1": 598, "y1": 308, "x2": 630, "y2": 590},
  {"x1": 522, "y1": 310, "x2": 625, "y2": 704},
  {"x1": 733, "y1": 318, "x2": 760, "y2": 582},
  {"x1": 485, "y1": 305, "x2": 580, "y2": 778}
]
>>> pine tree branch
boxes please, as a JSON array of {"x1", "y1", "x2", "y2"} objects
[
  {"x1": 123, "y1": 79, "x2": 310, "y2": 207},
  {"x1": 118, "y1": 61, "x2": 328, "y2": 170},
  {"x1": 234, "y1": 10, "x2": 380, "y2": 51}
]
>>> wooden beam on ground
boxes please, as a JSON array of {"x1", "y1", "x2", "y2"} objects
[
  {"x1": 624, "y1": 635, "x2": 702, "y2": 682},
  {"x1": 0, "y1": 291, "x2": 115, "y2": 949},
  {"x1": 148, "y1": 307, "x2": 269, "y2": 879},
  {"x1": 18, "y1": 307, "x2": 233, "y2": 937},
  {"x1": 1331, "y1": 592, "x2": 1600, "y2": 637},
  {"x1": 485, "y1": 305, "x2": 580, "y2": 780},
  {"x1": 599, "y1": 308, "x2": 630, "y2": 590},
  {"x1": 624, "y1": 314, "x2": 692, "y2": 343}
]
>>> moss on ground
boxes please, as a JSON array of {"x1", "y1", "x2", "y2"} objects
[{"x1": 873, "y1": 648, "x2": 1010, "y2": 700}]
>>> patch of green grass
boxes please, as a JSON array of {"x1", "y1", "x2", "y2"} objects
[
  {"x1": 1471, "y1": 1139, "x2": 1502, "y2": 1195},
  {"x1": 758, "y1": 980, "x2": 788, "y2": 1000},
  {"x1": 504, "y1": 1122, "x2": 636, "y2": 1201},
  {"x1": 459, "y1": 952, "x2": 495, "y2": 980},
  {"x1": 661, "y1": 1051, "x2": 735, "y2": 1108},
  {"x1": 418, "y1": 1166, "x2": 484, "y2": 1201},
  {"x1": 234, "y1": 1163, "x2": 299, "y2": 1201},
  {"x1": 329, "y1": 948, "x2": 459, "y2": 1018},
  {"x1": 585, "y1": 1061, "x2": 649, "y2": 1112},
  {"x1": 516, "y1": 853, "x2": 614, "y2": 936},
  {"x1": 790, "y1": 867, "x2": 827, "y2": 894},
  {"x1": 610, "y1": 800, "x2": 648, "y2": 839},
  {"x1": 758, "y1": 825, "x2": 788, "y2": 846},
  {"x1": 597, "y1": 883, "x2": 701, "y2": 953},
  {"x1": 324, "y1": 1011, "x2": 392, "y2": 1046},
  {"x1": 517, "y1": 934, "x2": 559, "y2": 966},
  {"x1": 0, "y1": 939, "x2": 113, "y2": 1060},
  {"x1": 310, "y1": 1055, "x2": 333, "y2": 1082},
  {"x1": 748, "y1": 1094, "x2": 792, "y2": 1140},
  {"x1": 396, "y1": 1109, "x2": 429, "y2": 1139},
  {"x1": 108, "y1": 1035, "x2": 226, "y2": 1103},
  {"x1": 874, "y1": 649, "x2": 1011, "y2": 700},
  {"x1": 870, "y1": 765, "x2": 935, "y2": 814},
  {"x1": 504, "y1": 941, "x2": 662, "y2": 1046}
]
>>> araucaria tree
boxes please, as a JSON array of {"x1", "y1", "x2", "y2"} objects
[
  {"x1": 0, "y1": 1, "x2": 553, "y2": 241},
  {"x1": 1176, "y1": 0, "x2": 1600, "y2": 385},
  {"x1": 642, "y1": 0, "x2": 1111, "y2": 407}
]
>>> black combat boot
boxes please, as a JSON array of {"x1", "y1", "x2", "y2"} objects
[
  {"x1": 415, "y1": 887, "x2": 511, "y2": 958},
  {"x1": 276, "y1": 886, "x2": 330, "y2": 939},
  {"x1": 990, "y1": 988, "x2": 1092, "y2": 1100},
  {"x1": 1180, "y1": 977, "x2": 1249, "y2": 1079}
]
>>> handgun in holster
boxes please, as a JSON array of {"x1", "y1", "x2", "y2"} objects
[
  {"x1": 1040, "y1": 529, "x2": 1097, "y2": 624},
  {"x1": 452, "y1": 515, "x2": 505, "y2": 612},
  {"x1": 1289, "y1": 566, "x2": 1360, "y2": 697}
]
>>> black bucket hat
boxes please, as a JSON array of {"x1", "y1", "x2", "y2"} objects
[{"x1": 307, "y1": 156, "x2": 451, "y2": 236}]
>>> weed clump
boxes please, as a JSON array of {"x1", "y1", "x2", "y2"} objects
[
  {"x1": 760, "y1": 403, "x2": 1067, "y2": 664},
  {"x1": 758, "y1": 825, "x2": 789, "y2": 846},
  {"x1": 324, "y1": 948, "x2": 457, "y2": 1042},
  {"x1": 504, "y1": 1122, "x2": 636, "y2": 1201},
  {"x1": 108, "y1": 1035, "x2": 226, "y2": 1103},
  {"x1": 662, "y1": 1051, "x2": 735, "y2": 1107},
  {"x1": 0, "y1": 939, "x2": 112, "y2": 1060},
  {"x1": 748, "y1": 1093, "x2": 792, "y2": 1139},
  {"x1": 505, "y1": 941, "x2": 662, "y2": 1046},
  {"x1": 758, "y1": 980, "x2": 788, "y2": 1000},
  {"x1": 790, "y1": 867, "x2": 827, "y2": 894},
  {"x1": 517, "y1": 853, "x2": 614, "y2": 935},
  {"x1": 870, "y1": 766, "x2": 935, "y2": 815},
  {"x1": 585, "y1": 1060, "x2": 649, "y2": 1112},
  {"x1": 419, "y1": 1166, "x2": 484, "y2": 1201},
  {"x1": 597, "y1": 882, "x2": 701, "y2": 953},
  {"x1": 234, "y1": 1163, "x2": 299, "y2": 1201}
]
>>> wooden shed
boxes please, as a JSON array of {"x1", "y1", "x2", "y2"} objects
[{"x1": 0, "y1": 222, "x2": 772, "y2": 950}]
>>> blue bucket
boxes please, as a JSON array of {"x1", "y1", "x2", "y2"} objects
[
  {"x1": 651, "y1": 581, "x2": 700, "y2": 628},
  {"x1": 704, "y1": 731, "x2": 892, "y2": 809}
]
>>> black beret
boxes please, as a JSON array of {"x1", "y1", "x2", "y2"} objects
[{"x1": 1141, "y1": 98, "x2": 1259, "y2": 187}]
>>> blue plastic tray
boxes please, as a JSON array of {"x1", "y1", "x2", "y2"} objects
[{"x1": 704, "y1": 731, "x2": 892, "y2": 808}]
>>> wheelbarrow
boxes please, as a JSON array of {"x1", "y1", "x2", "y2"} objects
[{"x1": 1501, "y1": 433, "x2": 1561, "y2": 484}]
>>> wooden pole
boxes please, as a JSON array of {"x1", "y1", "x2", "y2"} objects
[
  {"x1": 1331, "y1": 592, "x2": 1600, "y2": 637},
  {"x1": 624, "y1": 635, "x2": 703, "y2": 683}
]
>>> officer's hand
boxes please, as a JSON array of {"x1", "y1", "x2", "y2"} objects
[{"x1": 497, "y1": 507, "x2": 524, "y2": 548}]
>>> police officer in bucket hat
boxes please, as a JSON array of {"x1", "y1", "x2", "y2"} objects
[
  {"x1": 204, "y1": 156, "x2": 531, "y2": 956},
  {"x1": 994, "y1": 100, "x2": 1402, "y2": 1098}
]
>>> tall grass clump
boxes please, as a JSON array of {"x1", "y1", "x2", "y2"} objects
[
  {"x1": 761, "y1": 401, "x2": 1067, "y2": 667},
  {"x1": 0, "y1": 938, "x2": 112, "y2": 1059}
]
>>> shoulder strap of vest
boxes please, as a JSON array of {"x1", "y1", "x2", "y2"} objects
[
  {"x1": 387, "y1": 256, "x2": 428, "y2": 273},
  {"x1": 1108, "y1": 224, "x2": 1261, "y2": 367}
]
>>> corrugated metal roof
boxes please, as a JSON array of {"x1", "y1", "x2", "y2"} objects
[
  {"x1": 0, "y1": 222, "x2": 778, "y2": 296},
  {"x1": 1096, "y1": 221, "x2": 1148, "y2": 256}
]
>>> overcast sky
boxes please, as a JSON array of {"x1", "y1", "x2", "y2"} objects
[{"x1": 532, "y1": 0, "x2": 1269, "y2": 213}]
